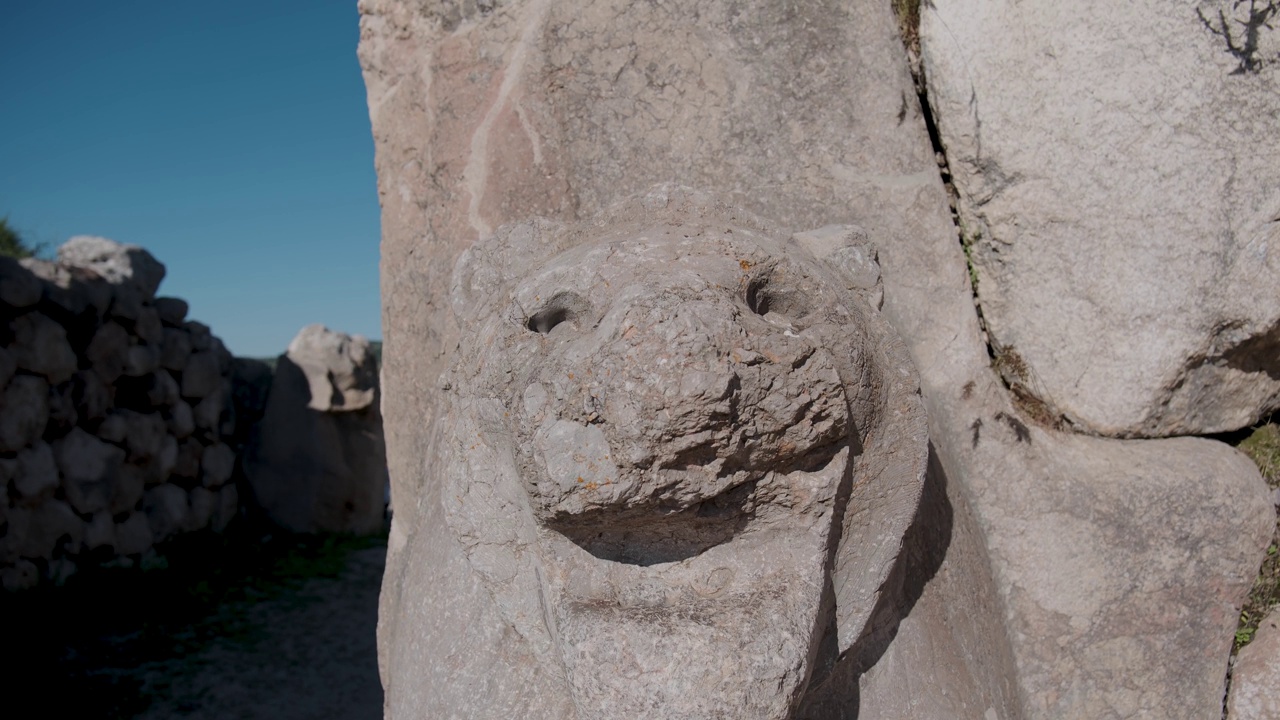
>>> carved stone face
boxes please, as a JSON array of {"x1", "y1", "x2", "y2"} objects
[{"x1": 427, "y1": 188, "x2": 926, "y2": 718}]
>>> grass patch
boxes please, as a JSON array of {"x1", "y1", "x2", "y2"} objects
[
  {"x1": 892, "y1": 0, "x2": 922, "y2": 55},
  {"x1": 0, "y1": 528, "x2": 387, "y2": 718},
  {"x1": 1235, "y1": 421, "x2": 1280, "y2": 651}
]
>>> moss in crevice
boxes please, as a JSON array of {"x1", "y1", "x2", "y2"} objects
[{"x1": 1234, "y1": 421, "x2": 1280, "y2": 652}]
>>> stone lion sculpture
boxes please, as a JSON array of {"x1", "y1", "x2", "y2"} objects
[{"x1": 379, "y1": 187, "x2": 928, "y2": 718}]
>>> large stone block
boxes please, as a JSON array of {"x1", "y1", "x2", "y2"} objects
[
  {"x1": 244, "y1": 336, "x2": 387, "y2": 535},
  {"x1": 919, "y1": 0, "x2": 1280, "y2": 436},
  {"x1": 285, "y1": 324, "x2": 378, "y2": 412},
  {"x1": 58, "y1": 235, "x2": 166, "y2": 300}
]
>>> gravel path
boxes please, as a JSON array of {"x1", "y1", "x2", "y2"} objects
[{"x1": 129, "y1": 545, "x2": 385, "y2": 720}]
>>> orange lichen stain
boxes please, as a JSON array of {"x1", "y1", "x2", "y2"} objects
[
  {"x1": 568, "y1": 372, "x2": 575, "y2": 380},
  {"x1": 584, "y1": 482, "x2": 598, "y2": 491},
  {"x1": 739, "y1": 259, "x2": 754, "y2": 271},
  {"x1": 622, "y1": 327, "x2": 639, "y2": 340},
  {"x1": 576, "y1": 476, "x2": 585, "y2": 484}
]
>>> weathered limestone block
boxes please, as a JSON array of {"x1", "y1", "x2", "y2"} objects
[
  {"x1": 919, "y1": 0, "x2": 1280, "y2": 436},
  {"x1": 286, "y1": 324, "x2": 378, "y2": 412},
  {"x1": 244, "y1": 325, "x2": 386, "y2": 535},
  {"x1": 19, "y1": 257, "x2": 112, "y2": 321},
  {"x1": 58, "y1": 235, "x2": 166, "y2": 300},
  {"x1": 8, "y1": 311, "x2": 77, "y2": 385},
  {"x1": 54, "y1": 427, "x2": 126, "y2": 516},
  {"x1": 1229, "y1": 613, "x2": 1280, "y2": 719},
  {"x1": 153, "y1": 296, "x2": 188, "y2": 327},
  {"x1": 0, "y1": 375, "x2": 49, "y2": 453},
  {"x1": 0, "y1": 256, "x2": 43, "y2": 308},
  {"x1": 379, "y1": 191, "x2": 928, "y2": 717}
]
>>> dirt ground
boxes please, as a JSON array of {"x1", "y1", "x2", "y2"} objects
[{"x1": 4, "y1": 533, "x2": 386, "y2": 720}]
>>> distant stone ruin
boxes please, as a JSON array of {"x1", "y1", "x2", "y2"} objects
[{"x1": 0, "y1": 238, "x2": 243, "y2": 590}]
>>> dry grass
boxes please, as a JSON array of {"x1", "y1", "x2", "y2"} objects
[
  {"x1": 1234, "y1": 421, "x2": 1280, "y2": 650},
  {"x1": 892, "y1": 0, "x2": 922, "y2": 55}
]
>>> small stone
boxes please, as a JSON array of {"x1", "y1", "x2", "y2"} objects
[
  {"x1": 111, "y1": 464, "x2": 146, "y2": 514},
  {"x1": 95, "y1": 413, "x2": 128, "y2": 444},
  {"x1": 0, "y1": 375, "x2": 49, "y2": 452},
  {"x1": 193, "y1": 389, "x2": 225, "y2": 433},
  {"x1": 72, "y1": 370, "x2": 113, "y2": 425},
  {"x1": 184, "y1": 321, "x2": 212, "y2": 351},
  {"x1": 118, "y1": 410, "x2": 167, "y2": 462},
  {"x1": 153, "y1": 297, "x2": 189, "y2": 326}
]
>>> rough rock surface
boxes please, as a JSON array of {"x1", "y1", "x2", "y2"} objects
[
  {"x1": 361, "y1": 0, "x2": 1273, "y2": 716},
  {"x1": 379, "y1": 191, "x2": 931, "y2": 717},
  {"x1": 244, "y1": 326, "x2": 386, "y2": 535},
  {"x1": 1229, "y1": 611, "x2": 1280, "y2": 719},
  {"x1": 286, "y1": 324, "x2": 378, "y2": 412},
  {"x1": 58, "y1": 235, "x2": 166, "y2": 300},
  {"x1": 920, "y1": 0, "x2": 1280, "y2": 436}
]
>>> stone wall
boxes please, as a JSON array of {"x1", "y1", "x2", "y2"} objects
[{"x1": 0, "y1": 238, "x2": 241, "y2": 591}]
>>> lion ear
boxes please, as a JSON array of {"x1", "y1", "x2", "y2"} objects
[
  {"x1": 451, "y1": 218, "x2": 572, "y2": 323},
  {"x1": 787, "y1": 224, "x2": 883, "y2": 310}
]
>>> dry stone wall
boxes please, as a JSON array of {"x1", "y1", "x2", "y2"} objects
[{"x1": 0, "y1": 238, "x2": 241, "y2": 591}]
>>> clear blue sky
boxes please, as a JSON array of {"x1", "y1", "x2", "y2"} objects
[{"x1": 0, "y1": 2, "x2": 380, "y2": 357}]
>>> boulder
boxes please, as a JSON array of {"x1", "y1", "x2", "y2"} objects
[
  {"x1": 0, "y1": 256, "x2": 43, "y2": 309},
  {"x1": 58, "y1": 235, "x2": 165, "y2": 300},
  {"x1": 166, "y1": 400, "x2": 195, "y2": 439},
  {"x1": 1230, "y1": 612, "x2": 1280, "y2": 719},
  {"x1": 133, "y1": 306, "x2": 164, "y2": 345},
  {"x1": 285, "y1": 324, "x2": 378, "y2": 412},
  {"x1": 244, "y1": 349, "x2": 387, "y2": 535},
  {"x1": 181, "y1": 350, "x2": 222, "y2": 400},
  {"x1": 8, "y1": 311, "x2": 77, "y2": 385},
  {"x1": 13, "y1": 442, "x2": 59, "y2": 503},
  {"x1": 143, "y1": 484, "x2": 188, "y2": 543},
  {"x1": 6, "y1": 499, "x2": 84, "y2": 560},
  {"x1": 200, "y1": 442, "x2": 235, "y2": 488},
  {"x1": 54, "y1": 427, "x2": 125, "y2": 515},
  {"x1": 153, "y1": 296, "x2": 189, "y2": 326},
  {"x1": 0, "y1": 375, "x2": 49, "y2": 453},
  {"x1": 160, "y1": 327, "x2": 192, "y2": 371},
  {"x1": 919, "y1": 0, "x2": 1280, "y2": 436},
  {"x1": 86, "y1": 321, "x2": 130, "y2": 384}
]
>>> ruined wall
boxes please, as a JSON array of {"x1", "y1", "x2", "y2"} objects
[{"x1": 0, "y1": 239, "x2": 242, "y2": 590}]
